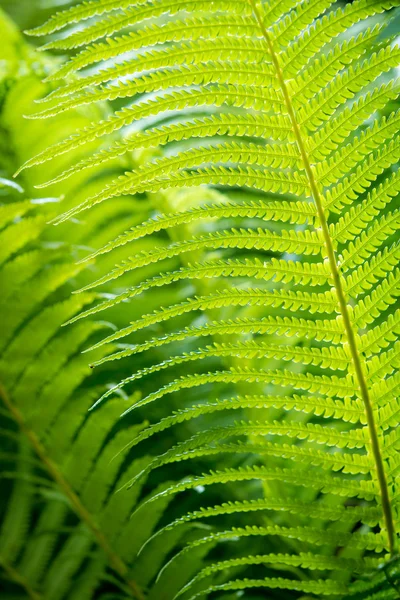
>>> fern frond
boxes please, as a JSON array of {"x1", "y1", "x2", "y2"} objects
[
  {"x1": 282, "y1": 0, "x2": 400, "y2": 74},
  {"x1": 133, "y1": 351, "x2": 351, "y2": 409},
  {"x1": 125, "y1": 429, "x2": 371, "y2": 492},
  {"x1": 184, "y1": 576, "x2": 347, "y2": 599},
  {"x1": 45, "y1": 38, "x2": 269, "y2": 101},
  {"x1": 340, "y1": 210, "x2": 400, "y2": 270},
  {"x1": 41, "y1": 140, "x2": 301, "y2": 198},
  {"x1": 67, "y1": 289, "x2": 337, "y2": 337},
  {"x1": 113, "y1": 369, "x2": 357, "y2": 419},
  {"x1": 76, "y1": 228, "x2": 323, "y2": 291},
  {"x1": 326, "y1": 137, "x2": 400, "y2": 212},
  {"x1": 145, "y1": 498, "x2": 381, "y2": 552},
  {"x1": 344, "y1": 243, "x2": 400, "y2": 297},
  {"x1": 367, "y1": 341, "x2": 400, "y2": 383},
  {"x1": 360, "y1": 310, "x2": 400, "y2": 357},
  {"x1": 76, "y1": 198, "x2": 315, "y2": 262},
  {"x1": 0, "y1": 215, "x2": 46, "y2": 266},
  {"x1": 44, "y1": 15, "x2": 260, "y2": 87},
  {"x1": 134, "y1": 418, "x2": 369, "y2": 474},
  {"x1": 299, "y1": 45, "x2": 400, "y2": 130},
  {"x1": 40, "y1": 0, "x2": 252, "y2": 50},
  {"x1": 353, "y1": 268, "x2": 400, "y2": 327},
  {"x1": 51, "y1": 165, "x2": 309, "y2": 225},
  {"x1": 41, "y1": 132, "x2": 300, "y2": 191},
  {"x1": 316, "y1": 111, "x2": 400, "y2": 186},
  {"x1": 272, "y1": 0, "x2": 338, "y2": 47},
  {"x1": 164, "y1": 526, "x2": 387, "y2": 575},
  {"x1": 78, "y1": 255, "x2": 330, "y2": 297},
  {"x1": 139, "y1": 465, "x2": 378, "y2": 507},
  {"x1": 372, "y1": 371, "x2": 400, "y2": 410},
  {"x1": 310, "y1": 79, "x2": 400, "y2": 161},
  {"x1": 87, "y1": 313, "x2": 344, "y2": 373},
  {"x1": 20, "y1": 113, "x2": 295, "y2": 179},
  {"x1": 27, "y1": 0, "x2": 136, "y2": 36},
  {"x1": 33, "y1": 62, "x2": 284, "y2": 120},
  {"x1": 188, "y1": 552, "x2": 378, "y2": 586},
  {"x1": 17, "y1": 0, "x2": 400, "y2": 594},
  {"x1": 1, "y1": 295, "x2": 96, "y2": 390},
  {"x1": 0, "y1": 262, "x2": 86, "y2": 355},
  {"x1": 100, "y1": 339, "x2": 351, "y2": 383},
  {"x1": 0, "y1": 26, "x2": 187, "y2": 597},
  {"x1": 0, "y1": 198, "x2": 34, "y2": 226},
  {"x1": 16, "y1": 85, "x2": 291, "y2": 175},
  {"x1": 332, "y1": 170, "x2": 400, "y2": 243},
  {"x1": 116, "y1": 396, "x2": 366, "y2": 463},
  {"x1": 292, "y1": 25, "x2": 386, "y2": 105}
]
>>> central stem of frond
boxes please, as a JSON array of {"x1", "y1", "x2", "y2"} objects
[{"x1": 248, "y1": 0, "x2": 395, "y2": 555}]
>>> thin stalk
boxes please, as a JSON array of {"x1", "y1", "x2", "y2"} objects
[
  {"x1": 249, "y1": 0, "x2": 395, "y2": 555},
  {"x1": 0, "y1": 557, "x2": 41, "y2": 600},
  {"x1": 0, "y1": 383, "x2": 145, "y2": 600}
]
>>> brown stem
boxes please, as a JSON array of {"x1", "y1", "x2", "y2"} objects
[
  {"x1": 0, "y1": 557, "x2": 42, "y2": 600},
  {"x1": 0, "y1": 383, "x2": 145, "y2": 599}
]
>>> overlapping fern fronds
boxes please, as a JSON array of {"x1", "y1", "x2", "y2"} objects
[
  {"x1": 14, "y1": 0, "x2": 400, "y2": 597},
  {"x1": 0, "y1": 12, "x2": 210, "y2": 599}
]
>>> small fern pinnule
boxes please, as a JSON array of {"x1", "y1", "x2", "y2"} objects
[{"x1": 19, "y1": 0, "x2": 400, "y2": 597}]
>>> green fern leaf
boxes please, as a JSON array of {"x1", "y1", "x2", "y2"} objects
[{"x1": 16, "y1": 0, "x2": 400, "y2": 596}]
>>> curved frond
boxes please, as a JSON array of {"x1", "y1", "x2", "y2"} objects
[{"x1": 13, "y1": 0, "x2": 400, "y2": 596}]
